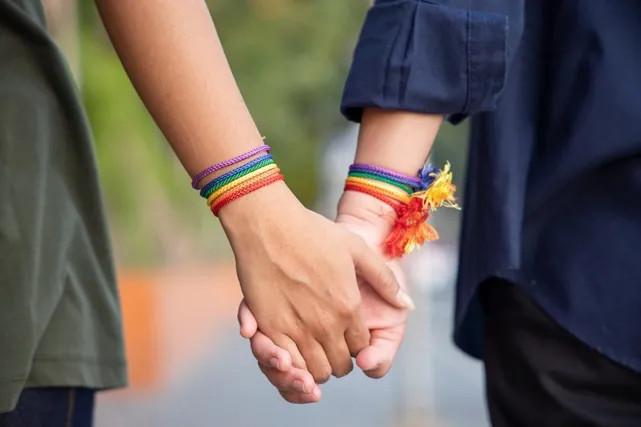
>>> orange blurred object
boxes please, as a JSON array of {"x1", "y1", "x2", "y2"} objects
[{"x1": 117, "y1": 264, "x2": 241, "y2": 392}]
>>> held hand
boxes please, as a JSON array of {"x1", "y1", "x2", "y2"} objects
[
  {"x1": 220, "y1": 182, "x2": 410, "y2": 384},
  {"x1": 237, "y1": 190, "x2": 412, "y2": 403},
  {"x1": 337, "y1": 191, "x2": 409, "y2": 378}
]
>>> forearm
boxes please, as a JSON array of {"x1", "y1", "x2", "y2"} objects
[
  {"x1": 95, "y1": 0, "x2": 262, "y2": 176},
  {"x1": 354, "y1": 108, "x2": 442, "y2": 175},
  {"x1": 340, "y1": 108, "x2": 443, "y2": 220}
]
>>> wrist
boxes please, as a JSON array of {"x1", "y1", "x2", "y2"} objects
[
  {"x1": 355, "y1": 108, "x2": 442, "y2": 176},
  {"x1": 336, "y1": 191, "x2": 397, "y2": 246},
  {"x1": 218, "y1": 180, "x2": 297, "y2": 238}
]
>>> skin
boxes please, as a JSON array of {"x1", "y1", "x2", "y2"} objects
[
  {"x1": 238, "y1": 191, "x2": 409, "y2": 402},
  {"x1": 94, "y1": 0, "x2": 414, "y2": 382},
  {"x1": 240, "y1": 108, "x2": 443, "y2": 402}
]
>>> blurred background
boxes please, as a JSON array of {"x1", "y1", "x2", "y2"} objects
[{"x1": 45, "y1": 0, "x2": 487, "y2": 426}]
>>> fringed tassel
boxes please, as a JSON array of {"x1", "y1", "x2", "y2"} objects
[
  {"x1": 383, "y1": 162, "x2": 459, "y2": 258},
  {"x1": 384, "y1": 198, "x2": 439, "y2": 257}
]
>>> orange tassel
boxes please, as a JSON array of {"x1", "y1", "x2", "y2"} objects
[
  {"x1": 383, "y1": 197, "x2": 439, "y2": 258},
  {"x1": 383, "y1": 162, "x2": 459, "y2": 258}
]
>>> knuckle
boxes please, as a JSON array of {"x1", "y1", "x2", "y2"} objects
[
  {"x1": 313, "y1": 318, "x2": 335, "y2": 339},
  {"x1": 315, "y1": 313, "x2": 344, "y2": 338},
  {"x1": 317, "y1": 325, "x2": 333, "y2": 340},
  {"x1": 285, "y1": 324, "x2": 306, "y2": 343},
  {"x1": 336, "y1": 298, "x2": 359, "y2": 320}
]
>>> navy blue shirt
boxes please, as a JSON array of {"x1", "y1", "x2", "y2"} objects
[{"x1": 342, "y1": 0, "x2": 641, "y2": 372}]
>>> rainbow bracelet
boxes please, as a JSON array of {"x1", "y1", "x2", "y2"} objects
[
  {"x1": 193, "y1": 147, "x2": 284, "y2": 217},
  {"x1": 344, "y1": 162, "x2": 459, "y2": 258},
  {"x1": 191, "y1": 144, "x2": 271, "y2": 189},
  {"x1": 200, "y1": 154, "x2": 274, "y2": 198},
  {"x1": 207, "y1": 163, "x2": 280, "y2": 206}
]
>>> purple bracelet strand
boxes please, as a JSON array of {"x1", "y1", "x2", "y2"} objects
[
  {"x1": 191, "y1": 144, "x2": 271, "y2": 189},
  {"x1": 349, "y1": 163, "x2": 422, "y2": 188}
]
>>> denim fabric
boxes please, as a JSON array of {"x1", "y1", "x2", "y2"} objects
[{"x1": 0, "y1": 388, "x2": 95, "y2": 427}]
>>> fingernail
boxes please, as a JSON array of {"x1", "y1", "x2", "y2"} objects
[
  {"x1": 397, "y1": 290, "x2": 416, "y2": 310},
  {"x1": 269, "y1": 357, "x2": 280, "y2": 370},
  {"x1": 292, "y1": 380, "x2": 307, "y2": 393}
]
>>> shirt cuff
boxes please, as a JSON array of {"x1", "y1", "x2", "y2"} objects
[{"x1": 341, "y1": 0, "x2": 508, "y2": 123}]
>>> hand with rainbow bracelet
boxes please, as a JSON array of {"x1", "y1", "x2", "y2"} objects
[
  {"x1": 237, "y1": 109, "x2": 458, "y2": 403},
  {"x1": 191, "y1": 142, "x2": 414, "y2": 386},
  {"x1": 237, "y1": 160, "x2": 458, "y2": 402}
]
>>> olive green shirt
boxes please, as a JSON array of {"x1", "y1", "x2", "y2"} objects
[{"x1": 0, "y1": 0, "x2": 126, "y2": 413}]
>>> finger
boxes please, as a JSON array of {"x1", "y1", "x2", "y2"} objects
[
  {"x1": 356, "y1": 326, "x2": 405, "y2": 379},
  {"x1": 237, "y1": 299, "x2": 258, "y2": 339},
  {"x1": 279, "y1": 387, "x2": 322, "y2": 404},
  {"x1": 319, "y1": 334, "x2": 353, "y2": 378},
  {"x1": 272, "y1": 334, "x2": 307, "y2": 371},
  {"x1": 344, "y1": 308, "x2": 370, "y2": 356},
  {"x1": 251, "y1": 331, "x2": 292, "y2": 372},
  {"x1": 258, "y1": 363, "x2": 316, "y2": 394},
  {"x1": 296, "y1": 336, "x2": 332, "y2": 384},
  {"x1": 349, "y1": 237, "x2": 415, "y2": 310}
]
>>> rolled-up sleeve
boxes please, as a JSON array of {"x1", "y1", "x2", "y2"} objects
[{"x1": 341, "y1": 0, "x2": 513, "y2": 123}]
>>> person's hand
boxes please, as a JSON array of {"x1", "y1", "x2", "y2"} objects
[
  {"x1": 336, "y1": 190, "x2": 409, "y2": 378},
  {"x1": 236, "y1": 189, "x2": 411, "y2": 403},
  {"x1": 220, "y1": 181, "x2": 412, "y2": 384}
]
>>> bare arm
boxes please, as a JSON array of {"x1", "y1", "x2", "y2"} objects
[
  {"x1": 339, "y1": 108, "x2": 443, "y2": 221},
  {"x1": 95, "y1": 0, "x2": 261, "y2": 172},
  {"x1": 355, "y1": 108, "x2": 442, "y2": 176},
  {"x1": 95, "y1": 0, "x2": 410, "y2": 383}
]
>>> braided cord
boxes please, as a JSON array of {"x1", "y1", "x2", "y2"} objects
[
  {"x1": 345, "y1": 177, "x2": 411, "y2": 202},
  {"x1": 344, "y1": 183, "x2": 406, "y2": 212},
  {"x1": 212, "y1": 173, "x2": 284, "y2": 216},
  {"x1": 192, "y1": 144, "x2": 271, "y2": 189},
  {"x1": 201, "y1": 157, "x2": 274, "y2": 198},
  {"x1": 349, "y1": 164, "x2": 422, "y2": 187},
  {"x1": 347, "y1": 171, "x2": 414, "y2": 194},
  {"x1": 207, "y1": 164, "x2": 280, "y2": 206}
]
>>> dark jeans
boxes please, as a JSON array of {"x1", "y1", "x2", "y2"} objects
[
  {"x1": 0, "y1": 388, "x2": 94, "y2": 427},
  {"x1": 482, "y1": 280, "x2": 641, "y2": 427}
]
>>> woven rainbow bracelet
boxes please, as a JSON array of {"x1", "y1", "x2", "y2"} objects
[
  {"x1": 191, "y1": 144, "x2": 271, "y2": 189},
  {"x1": 344, "y1": 162, "x2": 459, "y2": 258},
  {"x1": 192, "y1": 148, "x2": 284, "y2": 217},
  {"x1": 200, "y1": 153, "x2": 274, "y2": 198}
]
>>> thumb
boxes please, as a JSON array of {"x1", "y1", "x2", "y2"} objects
[
  {"x1": 237, "y1": 299, "x2": 258, "y2": 338},
  {"x1": 349, "y1": 237, "x2": 415, "y2": 310},
  {"x1": 356, "y1": 325, "x2": 405, "y2": 378}
]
